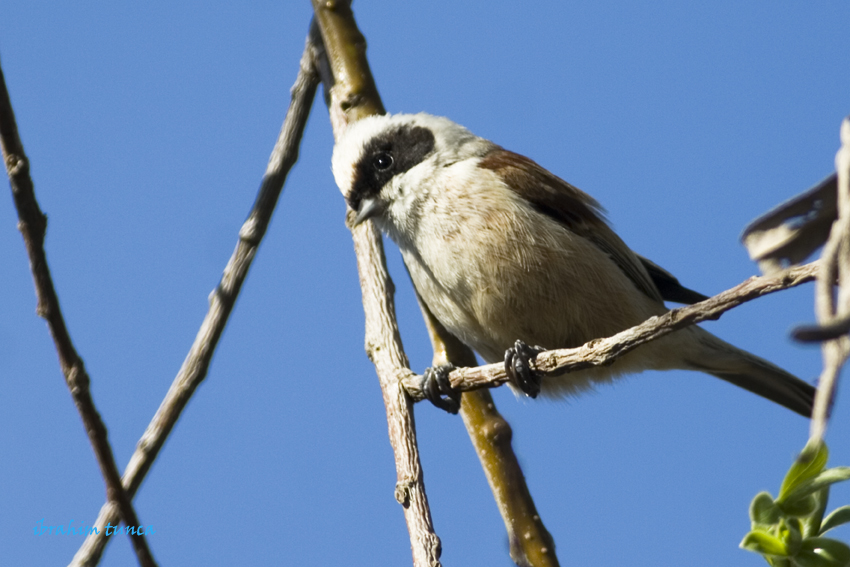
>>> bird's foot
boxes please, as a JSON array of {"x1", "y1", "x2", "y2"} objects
[
  {"x1": 421, "y1": 364, "x2": 461, "y2": 414},
  {"x1": 505, "y1": 340, "x2": 546, "y2": 398}
]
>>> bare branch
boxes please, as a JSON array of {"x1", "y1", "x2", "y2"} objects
[
  {"x1": 810, "y1": 117, "x2": 850, "y2": 441},
  {"x1": 350, "y1": 222, "x2": 442, "y2": 566},
  {"x1": 69, "y1": 35, "x2": 320, "y2": 567},
  {"x1": 415, "y1": 294, "x2": 560, "y2": 567},
  {"x1": 0, "y1": 62, "x2": 158, "y2": 567},
  {"x1": 310, "y1": 2, "x2": 444, "y2": 565},
  {"x1": 399, "y1": 262, "x2": 819, "y2": 398}
]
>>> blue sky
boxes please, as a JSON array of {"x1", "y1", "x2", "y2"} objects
[{"x1": 2, "y1": 2, "x2": 849, "y2": 566}]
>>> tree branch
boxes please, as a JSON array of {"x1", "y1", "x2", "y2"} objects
[
  {"x1": 69, "y1": 34, "x2": 320, "y2": 567},
  {"x1": 415, "y1": 294, "x2": 560, "y2": 567},
  {"x1": 741, "y1": 173, "x2": 836, "y2": 275},
  {"x1": 810, "y1": 117, "x2": 850, "y2": 441},
  {"x1": 310, "y1": 2, "x2": 444, "y2": 566},
  {"x1": 400, "y1": 262, "x2": 819, "y2": 398},
  {"x1": 0, "y1": 62, "x2": 158, "y2": 567}
]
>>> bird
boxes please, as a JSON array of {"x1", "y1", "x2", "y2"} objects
[{"x1": 331, "y1": 112, "x2": 815, "y2": 417}]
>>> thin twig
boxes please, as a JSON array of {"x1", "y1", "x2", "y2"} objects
[
  {"x1": 310, "y1": 2, "x2": 444, "y2": 565},
  {"x1": 0, "y1": 63, "x2": 158, "y2": 567},
  {"x1": 810, "y1": 117, "x2": 850, "y2": 441},
  {"x1": 399, "y1": 262, "x2": 819, "y2": 398},
  {"x1": 69, "y1": 36, "x2": 320, "y2": 567}
]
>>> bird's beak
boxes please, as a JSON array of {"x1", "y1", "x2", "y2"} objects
[{"x1": 352, "y1": 197, "x2": 382, "y2": 226}]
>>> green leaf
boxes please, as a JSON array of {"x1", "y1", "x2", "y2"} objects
[
  {"x1": 805, "y1": 488, "x2": 831, "y2": 538},
  {"x1": 780, "y1": 518, "x2": 803, "y2": 555},
  {"x1": 780, "y1": 441, "x2": 829, "y2": 503},
  {"x1": 781, "y1": 494, "x2": 819, "y2": 518},
  {"x1": 752, "y1": 492, "x2": 782, "y2": 526},
  {"x1": 799, "y1": 537, "x2": 850, "y2": 566},
  {"x1": 784, "y1": 469, "x2": 850, "y2": 504},
  {"x1": 741, "y1": 530, "x2": 789, "y2": 557},
  {"x1": 814, "y1": 469, "x2": 850, "y2": 491},
  {"x1": 821, "y1": 506, "x2": 850, "y2": 535},
  {"x1": 794, "y1": 549, "x2": 838, "y2": 567}
]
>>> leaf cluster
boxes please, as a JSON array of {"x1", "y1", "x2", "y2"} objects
[{"x1": 742, "y1": 441, "x2": 850, "y2": 567}]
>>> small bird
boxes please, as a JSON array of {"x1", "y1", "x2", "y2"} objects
[{"x1": 332, "y1": 112, "x2": 815, "y2": 417}]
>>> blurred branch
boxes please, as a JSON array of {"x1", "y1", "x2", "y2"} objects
[
  {"x1": 309, "y1": 2, "x2": 443, "y2": 566},
  {"x1": 415, "y1": 294, "x2": 559, "y2": 567},
  {"x1": 793, "y1": 313, "x2": 850, "y2": 343},
  {"x1": 400, "y1": 262, "x2": 819, "y2": 398},
  {"x1": 742, "y1": 174, "x2": 837, "y2": 275},
  {"x1": 69, "y1": 34, "x2": 320, "y2": 567},
  {"x1": 810, "y1": 117, "x2": 850, "y2": 442},
  {"x1": 0, "y1": 62, "x2": 158, "y2": 567}
]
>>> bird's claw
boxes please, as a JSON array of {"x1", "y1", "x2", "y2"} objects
[
  {"x1": 505, "y1": 340, "x2": 545, "y2": 398},
  {"x1": 421, "y1": 364, "x2": 461, "y2": 414}
]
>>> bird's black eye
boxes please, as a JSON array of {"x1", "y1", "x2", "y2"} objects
[{"x1": 372, "y1": 152, "x2": 393, "y2": 171}]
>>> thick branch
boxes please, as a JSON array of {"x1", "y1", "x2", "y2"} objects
[
  {"x1": 310, "y1": 1, "x2": 383, "y2": 130},
  {"x1": 415, "y1": 294, "x2": 559, "y2": 567},
  {"x1": 310, "y1": 2, "x2": 442, "y2": 566},
  {"x1": 69, "y1": 36, "x2": 320, "y2": 567},
  {"x1": 401, "y1": 262, "x2": 819, "y2": 398},
  {"x1": 0, "y1": 63, "x2": 157, "y2": 567}
]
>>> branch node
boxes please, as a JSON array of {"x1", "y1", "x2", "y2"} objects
[
  {"x1": 65, "y1": 363, "x2": 89, "y2": 394},
  {"x1": 17, "y1": 214, "x2": 47, "y2": 240},
  {"x1": 238, "y1": 215, "x2": 261, "y2": 243},
  {"x1": 4, "y1": 152, "x2": 27, "y2": 176},
  {"x1": 482, "y1": 416, "x2": 512, "y2": 444},
  {"x1": 364, "y1": 338, "x2": 378, "y2": 361},
  {"x1": 394, "y1": 477, "x2": 414, "y2": 507},
  {"x1": 35, "y1": 298, "x2": 50, "y2": 319},
  {"x1": 424, "y1": 533, "x2": 443, "y2": 564}
]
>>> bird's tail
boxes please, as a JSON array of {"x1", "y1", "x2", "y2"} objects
[{"x1": 682, "y1": 327, "x2": 815, "y2": 417}]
